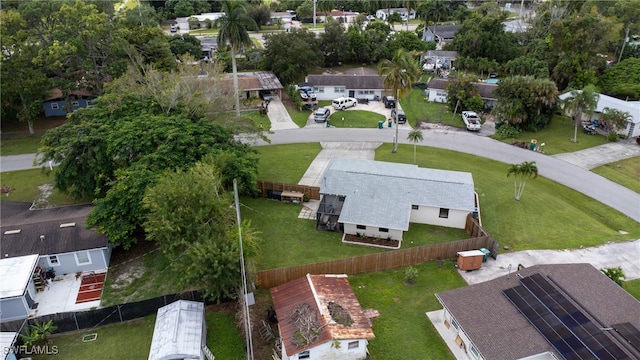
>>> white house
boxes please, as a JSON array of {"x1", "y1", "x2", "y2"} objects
[
  {"x1": 148, "y1": 300, "x2": 213, "y2": 360},
  {"x1": 425, "y1": 78, "x2": 499, "y2": 109},
  {"x1": 0, "y1": 255, "x2": 39, "y2": 322},
  {"x1": 306, "y1": 68, "x2": 385, "y2": 101},
  {"x1": 558, "y1": 91, "x2": 640, "y2": 138},
  {"x1": 431, "y1": 263, "x2": 640, "y2": 359},
  {"x1": 375, "y1": 8, "x2": 416, "y2": 21},
  {"x1": 316, "y1": 159, "x2": 476, "y2": 245},
  {"x1": 270, "y1": 274, "x2": 375, "y2": 360},
  {"x1": 316, "y1": 10, "x2": 361, "y2": 24}
]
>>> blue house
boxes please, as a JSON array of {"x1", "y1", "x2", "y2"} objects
[{"x1": 43, "y1": 88, "x2": 95, "y2": 117}]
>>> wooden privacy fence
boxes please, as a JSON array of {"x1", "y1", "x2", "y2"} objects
[
  {"x1": 256, "y1": 180, "x2": 320, "y2": 200},
  {"x1": 255, "y1": 236, "x2": 490, "y2": 288},
  {"x1": 465, "y1": 215, "x2": 499, "y2": 259}
]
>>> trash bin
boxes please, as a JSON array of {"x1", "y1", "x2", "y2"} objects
[
  {"x1": 479, "y1": 248, "x2": 490, "y2": 262},
  {"x1": 388, "y1": 120, "x2": 392, "y2": 128},
  {"x1": 378, "y1": 120, "x2": 383, "y2": 129},
  {"x1": 326, "y1": 120, "x2": 330, "y2": 127}
]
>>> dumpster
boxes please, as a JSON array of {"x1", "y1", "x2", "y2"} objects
[
  {"x1": 378, "y1": 120, "x2": 383, "y2": 129},
  {"x1": 479, "y1": 248, "x2": 490, "y2": 262},
  {"x1": 457, "y1": 250, "x2": 485, "y2": 271}
]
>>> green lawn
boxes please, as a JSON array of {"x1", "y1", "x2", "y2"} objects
[
  {"x1": 328, "y1": 110, "x2": 386, "y2": 128},
  {"x1": 401, "y1": 89, "x2": 464, "y2": 128},
  {"x1": 493, "y1": 115, "x2": 609, "y2": 155},
  {"x1": 0, "y1": 168, "x2": 78, "y2": 206},
  {"x1": 350, "y1": 260, "x2": 466, "y2": 359},
  {"x1": 592, "y1": 156, "x2": 640, "y2": 193},
  {"x1": 254, "y1": 143, "x2": 321, "y2": 183},
  {"x1": 625, "y1": 278, "x2": 640, "y2": 300},
  {"x1": 0, "y1": 135, "x2": 43, "y2": 156},
  {"x1": 33, "y1": 311, "x2": 245, "y2": 360}
]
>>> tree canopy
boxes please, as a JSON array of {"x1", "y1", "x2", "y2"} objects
[
  {"x1": 263, "y1": 29, "x2": 323, "y2": 84},
  {"x1": 492, "y1": 76, "x2": 558, "y2": 131}
]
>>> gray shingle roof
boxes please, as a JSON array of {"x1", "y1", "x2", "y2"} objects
[
  {"x1": 320, "y1": 159, "x2": 475, "y2": 230},
  {"x1": 306, "y1": 75, "x2": 384, "y2": 90},
  {"x1": 426, "y1": 78, "x2": 498, "y2": 100},
  {"x1": 436, "y1": 263, "x2": 640, "y2": 360},
  {"x1": 0, "y1": 202, "x2": 108, "y2": 258}
]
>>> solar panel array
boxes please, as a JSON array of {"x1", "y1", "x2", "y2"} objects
[
  {"x1": 613, "y1": 323, "x2": 640, "y2": 353},
  {"x1": 503, "y1": 273, "x2": 631, "y2": 360}
]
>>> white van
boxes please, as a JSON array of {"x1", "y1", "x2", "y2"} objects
[{"x1": 332, "y1": 97, "x2": 357, "y2": 110}]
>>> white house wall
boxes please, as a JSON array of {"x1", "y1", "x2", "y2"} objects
[
  {"x1": 343, "y1": 223, "x2": 403, "y2": 241},
  {"x1": 0, "y1": 297, "x2": 29, "y2": 322},
  {"x1": 410, "y1": 207, "x2": 468, "y2": 229},
  {"x1": 312, "y1": 87, "x2": 383, "y2": 101},
  {"x1": 426, "y1": 88, "x2": 448, "y2": 103},
  {"x1": 441, "y1": 308, "x2": 482, "y2": 360},
  {"x1": 283, "y1": 339, "x2": 369, "y2": 360}
]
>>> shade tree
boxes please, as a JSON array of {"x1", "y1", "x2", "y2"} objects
[{"x1": 492, "y1": 76, "x2": 558, "y2": 132}]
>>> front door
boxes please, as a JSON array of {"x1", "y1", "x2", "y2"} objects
[{"x1": 348, "y1": 90, "x2": 355, "y2": 98}]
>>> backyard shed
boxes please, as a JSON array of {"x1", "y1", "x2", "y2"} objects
[
  {"x1": 0, "y1": 332, "x2": 18, "y2": 360},
  {"x1": 148, "y1": 300, "x2": 213, "y2": 360},
  {"x1": 456, "y1": 250, "x2": 485, "y2": 271}
]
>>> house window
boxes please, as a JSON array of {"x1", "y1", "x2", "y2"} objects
[
  {"x1": 338, "y1": 196, "x2": 345, "y2": 202},
  {"x1": 439, "y1": 208, "x2": 449, "y2": 218},
  {"x1": 71, "y1": 100, "x2": 80, "y2": 107},
  {"x1": 334, "y1": 87, "x2": 345, "y2": 93},
  {"x1": 379, "y1": 228, "x2": 389, "y2": 233},
  {"x1": 411, "y1": 205, "x2": 419, "y2": 210},
  {"x1": 75, "y1": 251, "x2": 91, "y2": 265},
  {"x1": 313, "y1": 86, "x2": 324, "y2": 93},
  {"x1": 470, "y1": 345, "x2": 480, "y2": 359},
  {"x1": 50, "y1": 103, "x2": 59, "y2": 110},
  {"x1": 48, "y1": 255, "x2": 60, "y2": 267},
  {"x1": 298, "y1": 350, "x2": 310, "y2": 359},
  {"x1": 348, "y1": 341, "x2": 359, "y2": 349},
  {"x1": 451, "y1": 318, "x2": 459, "y2": 331},
  {"x1": 357, "y1": 90, "x2": 374, "y2": 95},
  {"x1": 356, "y1": 225, "x2": 366, "y2": 230},
  {"x1": 436, "y1": 91, "x2": 447, "y2": 97}
]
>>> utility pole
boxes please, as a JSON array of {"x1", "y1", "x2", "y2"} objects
[
  {"x1": 619, "y1": 24, "x2": 631, "y2": 63},
  {"x1": 313, "y1": 0, "x2": 317, "y2": 28},
  {"x1": 393, "y1": 88, "x2": 399, "y2": 153}
]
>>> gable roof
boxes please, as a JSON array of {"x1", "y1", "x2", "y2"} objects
[
  {"x1": 423, "y1": 50, "x2": 459, "y2": 59},
  {"x1": 320, "y1": 159, "x2": 475, "y2": 230},
  {"x1": 44, "y1": 87, "x2": 95, "y2": 102},
  {"x1": 436, "y1": 263, "x2": 640, "y2": 360},
  {"x1": 306, "y1": 74, "x2": 384, "y2": 90},
  {"x1": 426, "y1": 25, "x2": 461, "y2": 39},
  {"x1": 271, "y1": 274, "x2": 374, "y2": 356},
  {"x1": 427, "y1": 78, "x2": 498, "y2": 100},
  {"x1": 558, "y1": 91, "x2": 640, "y2": 125},
  {"x1": 149, "y1": 300, "x2": 205, "y2": 360},
  {"x1": 0, "y1": 202, "x2": 109, "y2": 258}
]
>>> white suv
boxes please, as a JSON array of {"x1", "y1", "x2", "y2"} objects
[
  {"x1": 332, "y1": 97, "x2": 357, "y2": 110},
  {"x1": 461, "y1": 111, "x2": 482, "y2": 131}
]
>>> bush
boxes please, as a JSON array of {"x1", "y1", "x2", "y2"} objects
[
  {"x1": 494, "y1": 123, "x2": 521, "y2": 139},
  {"x1": 404, "y1": 266, "x2": 418, "y2": 284},
  {"x1": 607, "y1": 132, "x2": 618, "y2": 142}
]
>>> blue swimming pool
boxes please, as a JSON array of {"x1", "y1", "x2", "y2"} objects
[{"x1": 484, "y1": 79, "x2": 499, "y2": 84}]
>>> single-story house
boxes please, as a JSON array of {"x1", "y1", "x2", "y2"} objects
[
  {"x1": 179, "y1": 12, "x2": 224, "y2": 30},
  {"x1": 316, "y1": 10, "x2": 360, "y2": 23},
  {"x1": 0, "y1": 202, "x2": 112, "y2": 276},
  {"x1": 0, "y1": 255, "x2": 39, "y2": 322},
  {"x1": 375, "y1": 8, "x2": 416, "y2": 21},
  {"x1": 422, "y1": 25, "x2": 461, "y2": 44},
  {"x1": 306, "y1": 68, "x2": 385, "y2": 101},
  {"x1": 432, "y1": 263, "x2": 640, "y2": 360},
  {"x1": 43, "y1": 88, "x2": 95, "y2": 117},
  {"x1": 199, "y1": 37, "x2": 218, "y2": 60},
  {"x1": 0, "y1": 332, "x2": 19, "y2": 360},
  {"x1": 271, "y1": 274, "x2": 375, "y2": 360},
  {"x1": 420, "y1": 50, "x2": 459, "y2": 72},
  {"x1": 148, "y1": 300, "x2": 212, "y2": 360},
  {"x1": 558, "y1": 91, "x2": 640, "y2": 138},
  {"x1": 425, "y1": 78, "x2": 498, "y2": 109},
  {"x1": 221, "y1": 71, "x2": 284, "y2": 100},
  {"x1": 316, "y1": 159, "x2": 476, "y2": 244}
]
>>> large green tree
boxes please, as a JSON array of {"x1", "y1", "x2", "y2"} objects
[
  {"x1": 263, "y1": 29, "x2": 323, "y2": 84},
  {"x1": 143, "y1": 157, "x2": 261, "y2": 301},
  {"x1": 492, "y1": 76, "x2": 558, "y2": 131},
  {"x1": 168, "y1": 33, "x2": 202, "y2": 58},
  {"x1": 561, "y1": 85, "x2": 600, "y2": 143},
  {"x1": 378, "y1": 48, "x2": 420, "y2": 153},
  {"x1": 599, "y1": 107, "x2": 632, "y2": 139},
  {"x1": 452, "y1": 12, "x2": 520, "y2": 64},
  {"x1": 319, "y1": 17, "x2": 350, "y2": 67},
  {"x1": 598, "y1": 58, "x2": 640, "y2": 100},
  {"x1": 217, "y1": 0, "x2": 257, "y2": 118}
]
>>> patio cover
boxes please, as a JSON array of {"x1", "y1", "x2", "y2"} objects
[{"x1": 0, "y1": 254, "x2": 39, "y2": 300}]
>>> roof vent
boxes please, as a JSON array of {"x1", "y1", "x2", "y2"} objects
[
  {"x1": 40, "y1": 235, "x2": 45, "y2": 241},
  {"x1": 4, "y1": 229, "x2": 21, "y2": 235},
  {"x1": 60, "y1": 222, "x2": 76, "y2": 228}
]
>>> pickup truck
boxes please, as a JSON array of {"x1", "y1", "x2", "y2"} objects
[{"x1": 461, "y1": 111, "x2": 482, "y2": 131}]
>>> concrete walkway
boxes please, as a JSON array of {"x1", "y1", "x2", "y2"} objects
[
  {"x1": 552, "y1": 140, "x2": 640, "y2": 169},
  {"x1": 266, "y1": 97, "x2": 298, "y2": 130}
]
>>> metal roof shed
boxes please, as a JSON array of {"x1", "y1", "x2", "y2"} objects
[{"x1": 148, "y1": 300, "x2": 211, "y2": 360}]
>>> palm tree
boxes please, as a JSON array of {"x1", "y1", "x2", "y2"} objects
[
  {"x1": 561, "y1": 84, "x2": 599, "y2": 143},
  {"x1": 378, "y1": 48, "x2": 420, "y2": 153},
  {"x1": 217, "y1": 0, "x2": 257, "y2": 118},
  {"x1": 506, "y1": 161, "x2": 538, "y2": 201},
  {"x1": 407, "y1": 129, "x2": 424, "y2": 164},
  {"x1": 599, "y1": 107, "x2": 631, "y2": 138}
]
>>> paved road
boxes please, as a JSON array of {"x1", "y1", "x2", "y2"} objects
[{"x1": 2, "y1": 128, "x2": 639, "y2": 222}]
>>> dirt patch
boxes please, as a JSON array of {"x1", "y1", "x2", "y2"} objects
[{"x1": 344, "y1": 233, "x2": 400, "y2": 248}]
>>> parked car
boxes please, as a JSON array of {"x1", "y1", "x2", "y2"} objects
[
  {"x1": 390, "y1": 109, "x2": 406, "y2": 124},
  {"x1": 314, "y1": 107, "x2": 331, "y2": 122},
  {"x1": 299, "y1": 90, "x2": 309, "y2": 100},
  {"x1": 170, "y1": 25, "x2": 177, "y2": 33},
  {"x1": 332, "y1": 97, "x2": 357, "y2": 110},
  {"x1": 383, "y1": 96, "x2": 396, "y2": 108},
  {"x1": 461, "y1": 111, "x2": 482, "y2": 131}
]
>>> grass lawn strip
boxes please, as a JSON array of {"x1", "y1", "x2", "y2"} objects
[{"x1": 592, "y1": 157, "x2": 640, "y2": 193}]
